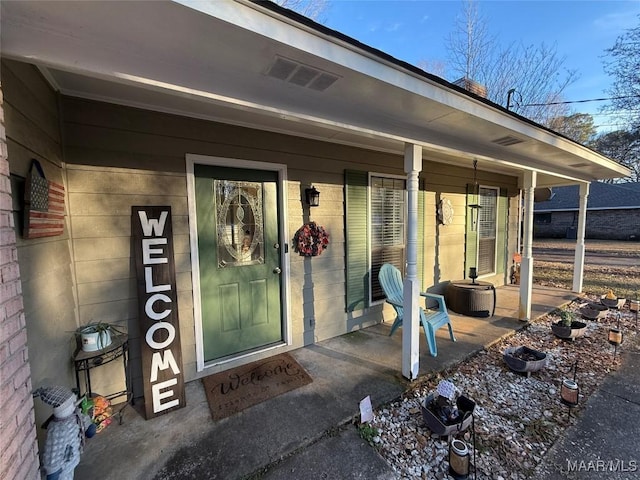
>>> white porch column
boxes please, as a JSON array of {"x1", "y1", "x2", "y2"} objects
[
  {"x1": 403, "y1": 143, "x2": 422, "y2": 380},
  {"x1": 519, "y1": 171, "x2": 536, "y2": 321},
  {"x1": 572, "y1": 182, "x2": 590, "y2": 292}
]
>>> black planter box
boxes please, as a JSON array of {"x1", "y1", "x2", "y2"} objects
[{"x1": 421, "y1": 393, "x2": 475, "y2": 436}]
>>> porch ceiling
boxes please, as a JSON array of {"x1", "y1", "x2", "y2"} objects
[{"x1": 1, "y1": 0, "x2": 630, "y2": 186}]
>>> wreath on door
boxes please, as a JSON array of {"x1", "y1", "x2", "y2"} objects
[{"x1": 293, "y1": 222, "x2": 330, "y2": 256}]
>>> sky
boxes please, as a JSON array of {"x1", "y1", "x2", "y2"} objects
[{"x1": 320, "y1": 0, "x2": 640, "y2": 131}]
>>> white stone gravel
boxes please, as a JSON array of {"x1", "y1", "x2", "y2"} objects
[{"x1": 367, "y1": 296, "x2": 639, "y2": 479}]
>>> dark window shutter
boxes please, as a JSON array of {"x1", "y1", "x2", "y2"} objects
[{"x1": 345, "y1": 170, "x2": 369, "y2": 311}]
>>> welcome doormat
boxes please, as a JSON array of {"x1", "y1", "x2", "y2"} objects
[{"x1": 202, "y1": 353, "x2": 312, "y2": 421}]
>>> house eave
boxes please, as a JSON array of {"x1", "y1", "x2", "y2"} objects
[{"x1": 0, "y1": 0, "x2": 631, "y2": 182}]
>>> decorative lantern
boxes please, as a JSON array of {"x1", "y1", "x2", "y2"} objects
[
  {"x1": 468, "y1": 160, "x2": 481, "y2": 232},
  {"x1": 560, "y1": 379, "x2": 579, "y2": 407},
  {"x1": 631, "y1": 298, "x2": 639, "y2": 328},
  {"x1": 560, "y1": 361, "x2": 579, "y2": 418},
  {"x1": 608, "y1": 312, "x2": 623, "y2": 357},
  {"x1": 448, "y1": 439, "x2": 471, "y2": 480},
  {"x1": 608, "y1": 328, "x2": 623, "y2": 346},
  {"x1": 468, "y1": 267, "x2": 478, "y2": 284},
  {"x1": 304, "y1": 186, "x2": 320, "y2": 207}
]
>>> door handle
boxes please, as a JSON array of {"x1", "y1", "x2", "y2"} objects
[{"x1": 273, "y1": 267, "x2": 282, "y2": 274}]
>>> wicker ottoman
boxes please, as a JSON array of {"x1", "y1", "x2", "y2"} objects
[{"x1": 445, "y1": 280, "x2": 496, "y2": 317}]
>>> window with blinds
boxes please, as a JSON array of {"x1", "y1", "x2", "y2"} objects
[
  {"x1": 370, "y1": 176, "x2": 406, "y2": 302},
  {"x1": 477, "y1": 186, "x2": 498, "y2": 275}
]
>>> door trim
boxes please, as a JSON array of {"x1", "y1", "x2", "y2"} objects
[{"x1": 186, "y1": 154, "x2": 291, "y2": 372}]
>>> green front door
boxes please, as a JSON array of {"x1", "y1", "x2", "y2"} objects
[{"x1": 194, "y1": 165, "x2": 283, "y2": 362}]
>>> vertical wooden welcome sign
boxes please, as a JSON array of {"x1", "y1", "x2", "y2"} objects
[{"x1": 132, "y1": 206, "x2": 186, "y2": 419}]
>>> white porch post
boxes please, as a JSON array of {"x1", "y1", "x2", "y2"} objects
[
  {"x1": 572, "y1": 182, "x2": 590, "y2": 292},
  {"x1": 403, "y1": 143, "x2": 422, "y2": 380},
  {"x1": 519, "y1": 171, "x2": 536, "y2": 321}
]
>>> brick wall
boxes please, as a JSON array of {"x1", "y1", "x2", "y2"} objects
[
  {"x1": 535, "y1": 210, "x2": 640, "y2": 240},
  {"x1": 586, "y1": 209, "x2": 640, "y2": 240},
  {"x1": 0, "y1": 83, "x2": 40, "y2": 479}
]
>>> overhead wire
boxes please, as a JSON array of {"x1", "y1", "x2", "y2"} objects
[{"x1": 521, "y1": 94, "x2": 640, "y2": 107}]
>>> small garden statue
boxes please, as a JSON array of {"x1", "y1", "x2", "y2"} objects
[
  {"x1": 34, "y1": 386, "x2": 87, "y2": 480},
  {"x1": 434, "y1": 379, "x2": 461, "y2": 425}
]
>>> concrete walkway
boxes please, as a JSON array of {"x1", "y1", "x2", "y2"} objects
[
  {"x1": 74, "y1": 285, "x2": 577, "y2": 480},
  {"x1": 532, "y1": 343, "x2": 640, "y2": 480}
]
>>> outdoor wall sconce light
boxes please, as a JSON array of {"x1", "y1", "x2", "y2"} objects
[
  {"x1": 448, "y1": 439, "x2": 471, "y2": 480},
  {"x1": 305, "y1": 186, "x2": 320, "y2": 207},
  {"x1": 560, "y1": 361, "x2": 579, "y2": 418}
]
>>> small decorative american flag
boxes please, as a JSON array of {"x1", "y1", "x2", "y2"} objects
[{"x1": 24, "y1": 160, "x2": 65, "y2": 239}]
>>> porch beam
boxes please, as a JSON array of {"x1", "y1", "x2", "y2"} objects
[
  {"x1": 572, "y1": 182, "x2": 590, "y2": 292},
  {"x1": 519, "y1": 171, "x2": 536, "y2": 321},
  {"x1": 403, "y1": 143, "x2": 422, "y2": 380}
]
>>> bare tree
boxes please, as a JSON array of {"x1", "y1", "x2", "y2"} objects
[
  {"x1": 548, "y1": 113, "x2": 597, "y2": 145},
  {"x1": 602, "y1": 15, "x2": 640, "y2": 131},
  {"x1": 272, "y1": 0, "x2": 329, "y2": 22},
  {"x1": 416, "y1": 59, "x2": 447, "y2": 79},
  {"x1": 445, "y1": 0, "x2": 495, "y2": 82},
  {"x1": 440, "y1": 0, "x2": 577, "y2": 127},
  {"x1": 591, "y1": 129, "x2": 640, "y2": 182}
]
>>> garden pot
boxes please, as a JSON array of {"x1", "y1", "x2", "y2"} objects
[
  {"x1": 551, "y1": 321, "x2": 587, "y2": 340},
  {"x1": 80, "y1": 326, "x2": 112, "y2": 352},
  {"x1": 601, "y1": 297, "x2": 626, "y2": 309},
  {"x1": 503, "y1": 346, "x2": 548, "y2": 377},
  {"x1": 579, "y1": 303, "x2": 607, "y2": 320},
  {"x1": 421, "y1": 393, "x2": 475, "y2": 436}
]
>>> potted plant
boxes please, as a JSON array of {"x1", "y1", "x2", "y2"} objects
[
  {"x1": 551, "y1": 309, "x2": 587, "y2": 340},
  {"x1": 75, "y1": 321, "x2": 126, "y2": 352},
  {"x1": 602, "y1": 289, "x2": 625, "y2": 309}
]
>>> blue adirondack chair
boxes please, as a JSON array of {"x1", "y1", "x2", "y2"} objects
[{"x1": 378, "y1": 263, "x2": 456, "y2": 357}]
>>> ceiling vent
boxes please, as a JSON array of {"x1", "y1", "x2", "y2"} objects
[
  {"x1": 266, "y1": 56, "x2": 339, "y2": 92},
  {"x1": 492, "y1": 135, "x2": 525, "y2": 147}
]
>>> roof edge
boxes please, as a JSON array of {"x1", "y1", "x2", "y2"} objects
[{"x1": 248, "y1": 0, "x2": 630, "y2": 168}]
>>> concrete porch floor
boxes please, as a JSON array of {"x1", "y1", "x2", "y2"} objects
[{"x1": 73, "y1": 284, "x2": 577, "y2": 480}]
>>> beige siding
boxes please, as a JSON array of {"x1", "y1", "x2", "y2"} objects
[
  {"x1": 422, "y1": 160, "x2": 518, "y2": 289},
  {"x1": 58, "y1": 93, "x2": 520, "y2": 389},
  {"x1": 65, "y1": 164, "x2": 192, "y2": 395},
  {"x1": 3, "y1": 59, "x2": 76, "y2": 449},
  {"x1": 60, "y1": 97, "x2": 407, "y2": 387},
  {"x1": 0, "y1": 65, "x2": 41, "y2": 480}
]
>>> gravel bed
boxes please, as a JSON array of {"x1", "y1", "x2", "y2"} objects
[{"x1": 366, "y1": 296, "x2": 639, "y2": 479}]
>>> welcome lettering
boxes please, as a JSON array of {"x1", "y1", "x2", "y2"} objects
[{"x1": 132, "y1": 206, "x2": 185, "y2": 419}]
